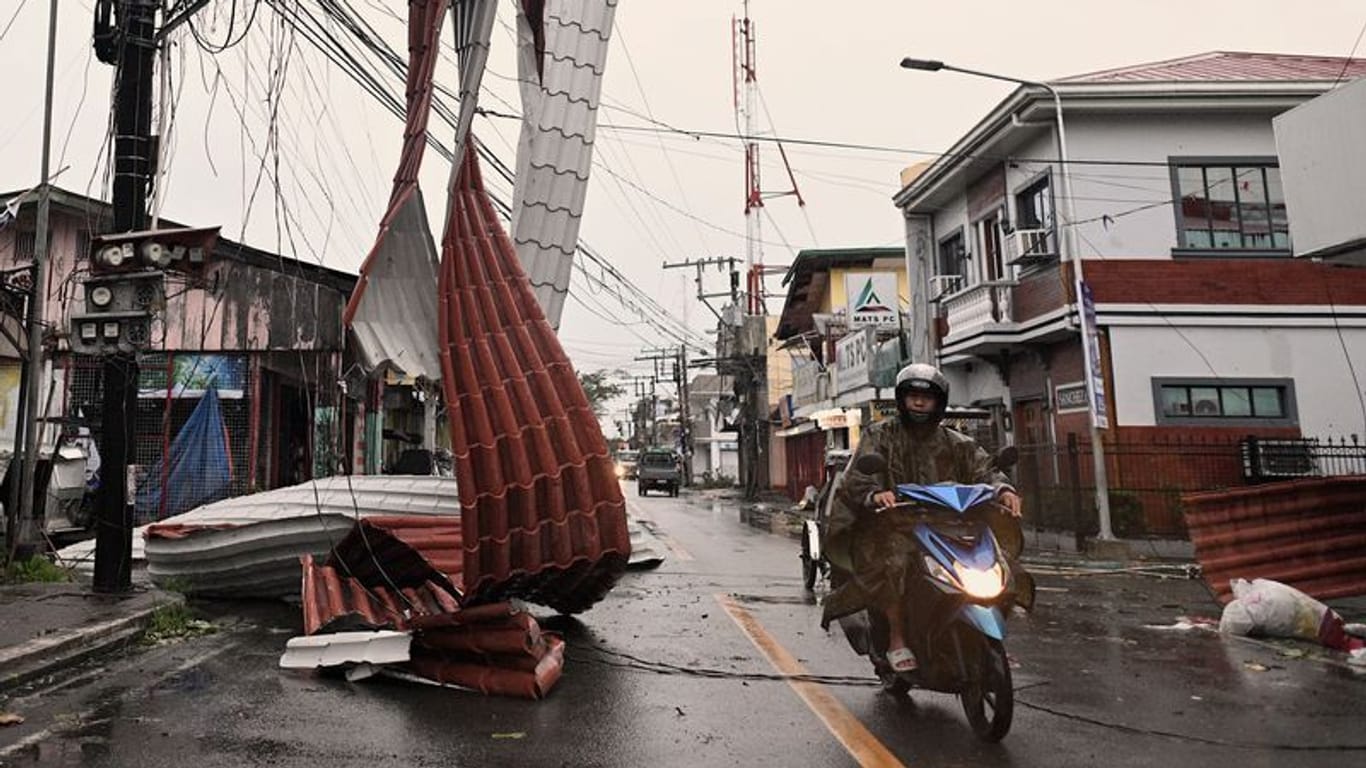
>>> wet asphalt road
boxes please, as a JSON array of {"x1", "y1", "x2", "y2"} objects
[{"x1": 1, "y1": 486, "x2": 1364, "y2": 767}]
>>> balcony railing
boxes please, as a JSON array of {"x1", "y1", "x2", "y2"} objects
[{"x1": 942, "y1": 280, "x2": 1016, "y2": 341}]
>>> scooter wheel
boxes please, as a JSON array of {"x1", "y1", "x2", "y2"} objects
[{"x1": 960, "y1": 638, "x2": 1013, "y2": 742}]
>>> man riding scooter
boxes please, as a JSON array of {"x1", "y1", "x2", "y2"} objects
[{"x1": 820, "y1": 363, "x2": 1023, "y2": 672}]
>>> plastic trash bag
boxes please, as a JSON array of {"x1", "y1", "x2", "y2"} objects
[{"x1": 1219, "y1": 578, "x2": 1361, "y2": 651}]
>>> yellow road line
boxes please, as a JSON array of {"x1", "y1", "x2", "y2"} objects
[{"x1": 715, "y1": 593, "x2": 906, "y2": 768}]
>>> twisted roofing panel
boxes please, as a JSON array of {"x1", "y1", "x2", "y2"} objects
[{"x1": 439, "y1": 145, "x2": 630, "y2": 614}]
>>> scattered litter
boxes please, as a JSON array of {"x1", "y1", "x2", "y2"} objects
[
  {"x1": 1190, "y1": 695, "x2": 1203, "y2": 701},
  {"x1": 0, "y1": 712, "x2": 23, "y2": 726},
  {"x1": 675, "y1": 706, "x2": 686, "y2": 717},
  {"x1": 1145, "y1": 616, "x2": 1218, "y2": 632},
  {"x1": 1349, "y1": 649, "x2": 1366, "y2": 668},
  {"x1": 492, "y1": 732, "x2": 526, "y2": 740},
  {"x1": 1243, "y1": 662, "x2": 1270, "y2": 672},
  {"x1": 1278, "y1": 648, "x2": 1308, "y2": 660},
  {"x1": 1219, "y1": 578, "x2": 1365, "y2": 652}
]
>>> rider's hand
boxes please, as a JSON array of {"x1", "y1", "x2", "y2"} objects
[
  {"x1": 997, "y1": 489, "x2": 1023, "y2": 518},
  {"x1": 872, "y1": 490, "x2": 897, "y2": 510}
]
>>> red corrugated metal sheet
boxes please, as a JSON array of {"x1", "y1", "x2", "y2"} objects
[
  {"x1": 299, "y1": 555, "x2": 565, "y2": 699},
  {"x1": 439, "y1": 145, "x2": 630, "y2": 614},
  {"x1": 300, "y1": 555, "x2": 460, "y2": 635},
  {"x1": 1183, "y1": 477, "x2": 1366, "y2": 602},
  {"x1": 327, "y1": 515, "x2": 463, "y2": 595},
  {"x1": 1063, "y1": 51, "x2": 1366, "y2": 84}
]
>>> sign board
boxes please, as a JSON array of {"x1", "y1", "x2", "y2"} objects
[
  {"x1": 792, "y1": 359, "x2": 820, "y2": 406},
  {"x1": 138, "y1": 354, "x2": 248, "y2": 399},
  {"x1": 869, "y1": 400, "x2": 899, "y2": 423},
  {"x1": 1077, "y1": 280, "x2": 1109, "y2": 429},
  {"x1": 1054, "y1": 381, "x2": 1089, "y2": 412},
  {"x1": 834, "y1": 328, "x2": 874, "y2": 395},
  {"x1": 843, "y1": 272, "x2": 899, "y2": 329}
]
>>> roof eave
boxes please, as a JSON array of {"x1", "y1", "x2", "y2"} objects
[{"x1": 892, "y1": 80, "x2": 1335, "y2": 212}]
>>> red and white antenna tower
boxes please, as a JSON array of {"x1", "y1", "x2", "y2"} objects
[{"x1": 733, "y1": 0, "x2": 805, "y2": 316}]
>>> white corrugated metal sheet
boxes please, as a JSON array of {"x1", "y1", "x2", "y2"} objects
[
  {"x1": 139, "y1": 476, "x2": 459, "y2": 599},
  {"x1": 346, "y1": 190, "x2": 443, "y2": 380},
  {"x1": 510, "y1": 0, "x2": 618, "y2": 330}
]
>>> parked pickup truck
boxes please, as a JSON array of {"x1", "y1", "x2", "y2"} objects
[{"x1": 636, "y1": 449, "x2": 682, "y2": 497}]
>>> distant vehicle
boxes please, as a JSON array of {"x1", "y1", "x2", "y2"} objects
[
  {"x1": 615, "y1": 450, "x2": 640, "y2": 480},
  {"x1": 636, "y1": 449, "x2": 681, "y2": 497}
]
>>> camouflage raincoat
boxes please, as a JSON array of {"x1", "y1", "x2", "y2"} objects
[{"x1": 819, "y1": 418, "x2": 1029, "y2": 628}]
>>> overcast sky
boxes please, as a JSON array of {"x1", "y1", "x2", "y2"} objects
[{"x1": 2, "y1": 0, "x2": 1363, "y2": 433}]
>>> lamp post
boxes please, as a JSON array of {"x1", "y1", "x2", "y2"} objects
[{"x1": 900, "y1": 57, "x2": 1115, "y2": 541}]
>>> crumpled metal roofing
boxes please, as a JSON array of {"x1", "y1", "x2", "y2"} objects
[
  {"x1": 299, "y1": 553, "x2": 564, "y2": 699},
  {"x1": 1061, "y1": 51, "x2": 1366, "y2": 84},
  {"x1": 509, "y1": 0, "x2": 617, "y2": 330},
  {"x1": 343, "y1": 0, "x2": 454, "y2": 380},
  {"x1": 327, "y1": 515, "x2": 464, "y2": 595},
  {"x1": 439, "y1": 145, "x2": 630, "y2": 614},
  {"x1": 142, "y1": 476, "x2": 459, "y2": 599}
]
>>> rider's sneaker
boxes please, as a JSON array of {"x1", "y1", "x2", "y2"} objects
[{"x1": 887, "y1": 647, "x2": 918, "y2": 672}]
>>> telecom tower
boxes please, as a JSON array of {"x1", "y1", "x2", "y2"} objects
[{"x1": 732, "y1": 0, "x2": 804, "y2": 316}]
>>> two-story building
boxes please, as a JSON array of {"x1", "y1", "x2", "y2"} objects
[
  {"x1": 895, "y1": 52, "x2": 1366, "y2": 534},
  {"x1": 773, "y1": 247, "x2": 911, "y2": 500}
]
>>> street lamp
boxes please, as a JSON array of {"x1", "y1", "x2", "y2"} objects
[{"x1": 900, "y1": 57, "x2": 1116, "y2": 541}]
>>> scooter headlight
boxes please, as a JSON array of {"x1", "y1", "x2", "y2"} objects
[
  {"x1": 954, "y1": 562, "x2": 1005, "y2": 599},
  {"x1": 923, "y1": 555, "x2": 956, "y2": 587}
]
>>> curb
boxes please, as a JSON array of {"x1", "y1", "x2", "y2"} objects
[{"x1": 0, "y1": 593, "x2": 183, "y2": 693}]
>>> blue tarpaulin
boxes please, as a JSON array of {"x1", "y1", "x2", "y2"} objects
[{"x1": 136, "y1": 386, "x2": 233, "y2": 522}]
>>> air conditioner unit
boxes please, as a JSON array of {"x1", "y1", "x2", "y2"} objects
[
  {"x1": 1008, "y1": 228, "x2": 1056, "y2": 266},
  {"x1": 928, "y1": 274, "x2": 963, "y2": 299},
  {"x1": 1240, "y1": 438, "x2": 1319, "y2": 482}
]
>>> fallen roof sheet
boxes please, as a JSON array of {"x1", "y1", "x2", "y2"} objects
[
  {"x1": 141, "y1": 476, "x2": 459, "y2": 599},
  {"x1": 439, "y1": 144, "x2": 630, "y2": 614},
  {"x1": 327, "y1": 515, "x2": 464, "y2": 595},
  {"x1": 300, "y1": 554, "x2": 461, "y2": 635}
]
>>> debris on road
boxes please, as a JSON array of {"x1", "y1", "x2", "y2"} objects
[
  {"x1": 285, "y1": 515, "x2": 566, "y2": 699},
  {"x1": 279, "y1": 631, "x2": 412, "y2": 669},
  {"x1": 1219, "y1": 578, "x2": 1364, "y2": 652},
  {"x1": 0, "y1": 712, "x2": 23, "y2": 726},
  {"x1": 1143, "y1": 616, "x2": 1218, "y2": 632}
]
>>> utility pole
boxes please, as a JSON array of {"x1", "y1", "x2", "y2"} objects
[
  {"x1": 91, "y1": 0, "x2": 158, "y2": 593},
  {"x1": 7, "y1": 0, "x2": 62, "y2": 562}
]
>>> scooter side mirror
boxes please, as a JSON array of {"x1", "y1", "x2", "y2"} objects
[
  {"x1": 853, "y1": 453, "x2": 888, "y2": 475},
  {"x1": 994, "y1": 446, "x2": 1018, "y2": 472}
]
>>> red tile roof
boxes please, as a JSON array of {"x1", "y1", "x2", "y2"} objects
[
  {"x1": 300, "y1": 555, "x2": 460, "y2": 635},
  {"x1": 1061, "y1": 51, "x2": 1366, "y2": 83},
  {"x1": 439, "y1": 145, "x2": 631, "y2": 614}
]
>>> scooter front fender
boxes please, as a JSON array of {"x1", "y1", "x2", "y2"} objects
[{"x1": 956, "y1": 603, "x2": 1007, "y2": 641}]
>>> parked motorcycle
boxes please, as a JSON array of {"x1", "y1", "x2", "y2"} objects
[{"x1": 829, "y1": 451, "x2": 1021, "y2": 742}]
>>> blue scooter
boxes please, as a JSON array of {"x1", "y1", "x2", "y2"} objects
[{"x1": 833, "y1": 451, "x2": 1020, "y2": 742}]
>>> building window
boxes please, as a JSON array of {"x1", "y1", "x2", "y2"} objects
[
  {"x1": 1152, "y1": 377, "x2": 1297, "y2": 426},
  {"x1": 1171, "y1": 159, "x2": 1290, "y2": 252},
  {"x1": 937, "y1": 230, "x2": 967, "y2": 285},
  {"x1": 1010, "y1": 175, "x2": 1056, "y2": 268}
]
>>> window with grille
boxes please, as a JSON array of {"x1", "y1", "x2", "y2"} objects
[{"x1": 1152, "y1": 377, "x2": 1297, "y2": 426}]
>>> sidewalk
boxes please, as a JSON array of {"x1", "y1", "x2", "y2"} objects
[{"x1": 0, "y1": 576, "x2": 179, "y2": 693}]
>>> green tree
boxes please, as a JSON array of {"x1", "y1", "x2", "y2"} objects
[{"x1": 578, "y1": 368, "x2": 626, "y2": 419}]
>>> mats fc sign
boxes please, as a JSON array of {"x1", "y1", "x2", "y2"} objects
[{"x1": 843, "y1": 272, "x2": 899, "y2": 329}]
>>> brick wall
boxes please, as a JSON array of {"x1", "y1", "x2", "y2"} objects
[{"x1": 1085, "y1": 258, "x2": 1366, "y2": 305}]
